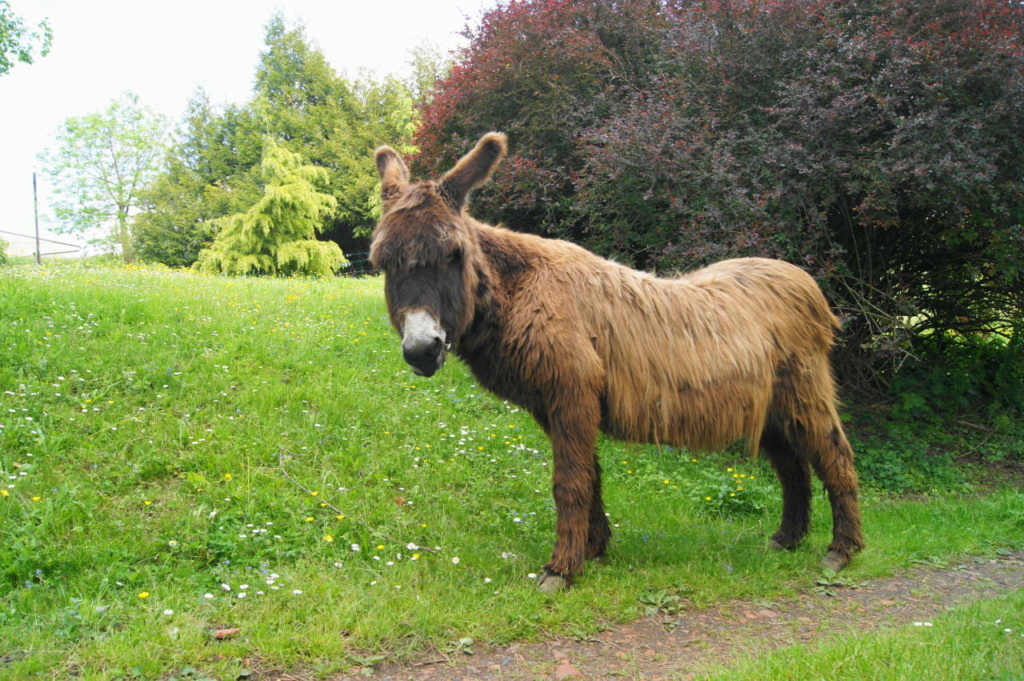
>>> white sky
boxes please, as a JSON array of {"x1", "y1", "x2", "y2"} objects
[{"x1": 0, "y1": 0, "x2": 491, "y2": 256}]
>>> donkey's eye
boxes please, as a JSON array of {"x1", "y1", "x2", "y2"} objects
[{"x1": 448, "y1": 249, "x2": 462, "y2": 264}]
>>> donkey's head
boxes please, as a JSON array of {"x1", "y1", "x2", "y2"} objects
[{"x1": 370, "y1": 132, "x2": 507, "y2": 377}]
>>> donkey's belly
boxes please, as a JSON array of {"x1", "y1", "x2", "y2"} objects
[{"x1": 600, "y1": 378, "x2": 770, "y2": 454}]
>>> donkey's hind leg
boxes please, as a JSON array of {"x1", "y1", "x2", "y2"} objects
[
  {"x1": 761, "y1": 426, "x2": 813, "y2": 551},
  {"x1": 807, "y1": 422, "x2": 864, "y2": 571},
  {"x1": 586, "y1": 456, "x2": 612, "y2": 560}
]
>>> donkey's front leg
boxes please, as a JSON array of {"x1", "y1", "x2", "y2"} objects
[{"x1": 537, "y1": 393, "x2": 601, "y2": 593}]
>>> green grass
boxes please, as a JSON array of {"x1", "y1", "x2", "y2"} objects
[
  {"x1": 1, "y1": 262, "x2": 1022, "y2": 679},
  {"x1": 699, "y1": 589, "x2": 1024, "y2": 680}
]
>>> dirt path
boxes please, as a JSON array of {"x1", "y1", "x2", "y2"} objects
[{"x1": 308, "y1": 550, "x2": 1024, "y2": 681}]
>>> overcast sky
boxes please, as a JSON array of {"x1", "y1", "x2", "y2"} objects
[{"x1": 0, "y1": 0, "x2": 491, "y2": 256}]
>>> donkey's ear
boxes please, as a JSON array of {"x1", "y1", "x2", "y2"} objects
[
  {"x1": 375, "y1": 145, "x2": 410, "y2": 208},
  {"x1": 440, "y1": 132, "x2": 507, "y2": 210}
]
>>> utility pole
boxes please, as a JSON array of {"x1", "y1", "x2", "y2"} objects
[{"x1": 33, "y1": 172, "x2": 42, "y2": 265}]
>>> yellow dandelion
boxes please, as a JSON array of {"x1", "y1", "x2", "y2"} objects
[
  {"x1": 305, "y1": 517, "x2": 314, "y2": 522},
  {"x1": 32, "y1": 496, "x2": 41, "y2": 502},
  {"x1": 0, "y1": 490, "x2": 8, "y2": 497},
  {"x1": 336, "y1": 514, "x2": 345, "y2": 520},
  {"x1": 727, "y1": 467, "x2": 734, "y2": 472},
  {"x1": 224, "y1": 473, "x2": 233, "y2": 480},
  {"x1": 324, "y1": 535, "x2": 333, "y2": 542},
  {"x1": 138, "y1": 592, "x2": 150, "y2": 599},
  {"x1": 705, "y1": 496, "x2": 712, "y2": 501}
]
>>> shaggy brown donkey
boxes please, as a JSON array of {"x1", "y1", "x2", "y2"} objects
[{"x1": 370, "y1": 132, "x2": 864, "y2": 592}]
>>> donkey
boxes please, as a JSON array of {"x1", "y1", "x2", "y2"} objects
[{"x1": 370, "y1": 133, "x2": 863, "y2": 591}]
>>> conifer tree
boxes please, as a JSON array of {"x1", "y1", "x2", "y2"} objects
[{"x1": 194, "y1": 139, "x2": 346, "y2": 276}]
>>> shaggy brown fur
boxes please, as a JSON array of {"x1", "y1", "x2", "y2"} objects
[{"x1": 371, "y1": 133, "x2": 864, "y2": 589}]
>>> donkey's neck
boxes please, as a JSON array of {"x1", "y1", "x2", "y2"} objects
[{"x1": 453, "y1": 224, "x2": 533, "y2": 377}]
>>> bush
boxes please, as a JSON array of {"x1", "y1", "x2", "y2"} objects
[{"x1": 418, "y1": 0, "x2": 1024, "y2": 395}]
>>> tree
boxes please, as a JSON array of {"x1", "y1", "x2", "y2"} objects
[
  {"x1": 134, "y1": 90, "x2": 259, "y2": 267},
  {"x1": 38, "y1": 92, "x2": 169, "y2": 262},
  {"x1": 1, "y1": 0, "x2": 51, "y2": 76},
  {"x1": 252, "y1": 15, "x2": 416, "y2": 247},
  {"x1": 193, "y1": 139, "x2": 346, "y2": 277},
  {"x1": 417, "y1": 0, "x2": 1024, "y2": 400},
  {"x1": 135, "y1": 14, "x2": 417, "y2": 268},
  {"x1": 578, "y1": 0, "x2": 1024, "y2": 385},
  {"x1": 415, "y1": 0, "x2": 672, "y2": 240}
]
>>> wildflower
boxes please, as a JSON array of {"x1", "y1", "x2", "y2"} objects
[
  {"x1": 223, "y1": 473, "x2": 233, "y2": 480},
  {"x1": 168, "y1": 540, "x2": 178, "y2": 547},
  {"x1": 705, "y1": 496, "x2": 712, "y2": 501},
  {"x1": 726, "y1": 467, "x2": 734, "y2": 472},
  {"x1": 336, "y1": 514, "x2": 345, "y2": 520},
  {"x1": 138, "y1": 592, "x2": 150, "y2": 599},
  {"x1": 305, "y1": 517, "x2": 314, "y2": 522},
  {"x1": 32, "y1": 496, "x2": 41, "y2": 502},
  {"x1": 377, "y1": 544, "x2": 384, "y2": 550},
  {"x1": 163, "y1": 609, "x2": 174, "y2": 616},
  {"x1": 452, "y1": 557, "x2": 460, "y2": 565},
  {"x1": 324, "y1": 535, "x2": 333, "y2": 542},
  {"x1": 203, "y1": 593, "x2": 214, "y2": 599},
  {"x1": 351, "y1": 544, "x2": 361, "y2": 552},
  {"x1": 411, "y1": 553, "x2": 420, "y2": 560},
  {"x1": 144, "y1": 500, "x2": 152, "y2": 505},
  {"x1": 0, "y1": 490, "x2": 8, "y2": 497}
]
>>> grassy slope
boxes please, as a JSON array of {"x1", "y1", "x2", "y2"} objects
[{"x1": 0, "y1": 263, "x2": 1021, "y2": 678}]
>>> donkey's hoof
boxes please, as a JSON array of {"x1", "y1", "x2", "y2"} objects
[
  {"x1": 536, "y1": 569, "x2": 568, "y2": 593},
  {"x1": 820, "y1": 550, "x2": 850, "y2": 573},
  {"x1": 769, "y1": 539, "x2": 787, "y2": 552}
]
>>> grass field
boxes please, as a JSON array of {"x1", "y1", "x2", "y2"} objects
[{"x1": 1, "y1": 262, "x2": 1022, "y2": 679}]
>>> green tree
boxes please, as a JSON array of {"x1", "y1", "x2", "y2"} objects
[
  {"x1": 134, "y1": 90, "x2": 260, "y2": 266},
  {"x1": 1, "y1": 0, "x2": 51, "y2": 76},
  {"x1": 38, "y1": 92, "x2": 169, "y2": 263},
  {"x1": 193, "y1": 139, "x2": 346, "y2": 277},
  {"x1": 252, "y1": 15, "x2": 417, "y2": 246},
  {"x1": 136, "y1": 15, "x2": 417, "y2": 269}
]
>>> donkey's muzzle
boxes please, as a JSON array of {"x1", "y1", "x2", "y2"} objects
[
  {"x1": 401, "y1": 309, "x2": 447, "y2": 377},
  {"x1": 403, "y1": 336, "x2": 446, "y2": 377}
]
